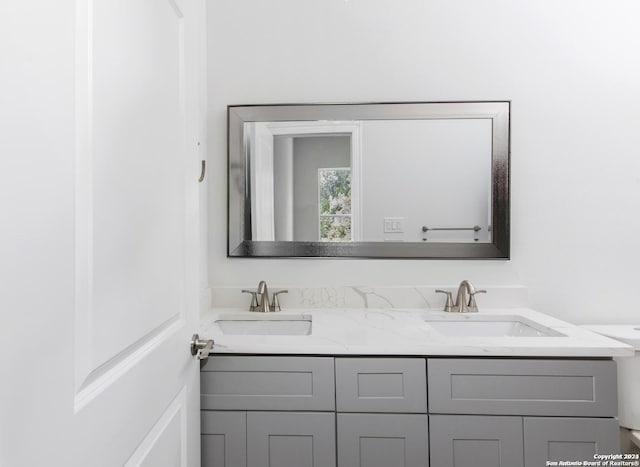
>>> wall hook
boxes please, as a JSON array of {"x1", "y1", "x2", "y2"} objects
[{"x1": 198, "y1": 160, "x2": 206, "y2": 183}]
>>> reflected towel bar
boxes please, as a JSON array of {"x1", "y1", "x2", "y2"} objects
[{"x1": 422, "y1": 225, "x2": 481, "y2": 232}]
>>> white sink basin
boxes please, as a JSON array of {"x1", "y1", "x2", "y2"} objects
[
  {"x1": 424, "y1": 315, "x2": 565, "y2": 337},
  {"x1": 215, "y1": 313, "x2": 312, "y2": 336}
]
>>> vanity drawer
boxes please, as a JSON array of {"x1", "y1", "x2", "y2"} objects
[
  {"x1": 428, "y1": 358, "x2": 617, "y2": 417},
  {"x1": 335, "y1": 358, "x2": 427, "y2": 413},
  {"x1": 201, "y1": 356, "x2": 335, "y2": 411}
]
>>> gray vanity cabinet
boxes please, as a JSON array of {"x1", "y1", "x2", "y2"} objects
[
  {"x1": 200, "y1": 355, "x2": 618, "y2": 467},
  {"x1": 523, "y1": 417, "x2": 619, "y2": 466},
  {"x1": 429, "y1": 415, "x2": 524, "y2": 467},
  {"x1": 335, "y1": 357, "x2": 427, "y2": 413},
  {"x1": 427, "y1": 358, "x2": 619, "y2": 467},
  {"x1": 335, "y1": 358, "x2": 429, "y2": 467},
  {"x1": 427, "y1": 358, "x2": 617, "y2": 416},
  {"x1": 201, "y1": 411, "x2": 246, "y2": 467},
  {"x1": 337, "y1": 414, "x2": 429, "y2": 467},
  {"x1": 202, "y1": 411, "x2": 335, "y2": 467},
  {"x1": 200, "y1": 356, "x2": 336, "y2": 467},
  {"x1": 428, "y1": 416, "x2": 620, "y2": 467},
  {"x1": 247, "y1": 412, "x2": 336, "y2": 467},
  {"x1": 200, "y1": 356, "x2": 335, "y2": 411}
]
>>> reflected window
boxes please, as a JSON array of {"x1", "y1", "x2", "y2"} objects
[{"x1": 318, "y1": 168, "x2": 352, "y2": 242}]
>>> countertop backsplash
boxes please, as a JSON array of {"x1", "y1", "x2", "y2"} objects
[{"x1": 207, "y1": 285, "x2": 528, "y2": 311}]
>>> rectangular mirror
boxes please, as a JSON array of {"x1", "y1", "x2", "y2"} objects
[{"x1": 228, "y1": 101, "x2": 510, "y2": 258}]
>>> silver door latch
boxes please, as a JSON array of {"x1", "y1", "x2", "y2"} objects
[{"x1": 190, "y1": 334, "x2": 214, "y2": 361}]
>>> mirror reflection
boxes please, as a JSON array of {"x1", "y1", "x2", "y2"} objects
[
  {"x1": 228, "y1": 102, "x2": 509, "y2": 258},
  {"x1": 248, "y1": 119, "x2": 492, "y2": 244}
]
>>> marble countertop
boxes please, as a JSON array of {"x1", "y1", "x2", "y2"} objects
[{"x1": 200, "y1": 308, "x2": 634, "y2": 357}]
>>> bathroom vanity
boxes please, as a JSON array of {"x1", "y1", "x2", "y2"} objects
[
  {"x1": 198, "y1": 308, "x2": 633, "y2": 467},
  {"x1": 201, "y1": 355, "x2": 617, "y2": 467}
]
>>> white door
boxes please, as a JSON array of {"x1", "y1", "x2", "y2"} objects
[{"x1": 0, "y1": 0, "x2": 206, "y2": 466}]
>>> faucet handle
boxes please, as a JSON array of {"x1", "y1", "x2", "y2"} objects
[
  {"x1": 435, "y1": 290, "x2": 454, "y2": 312},
  {"x1": 241, "y1": 290, "x2": 259, "y2": 311},
  {"x1": 271, "y1": 290, "x2": 289, "y2": 312},
  {"x1": 467, "y1": 289, "x2": 487, "y2": 311}
]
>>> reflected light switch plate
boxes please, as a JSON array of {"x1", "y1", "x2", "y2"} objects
[{"x1": 384, "y1": 217, "x2": 404, "y2": 233}]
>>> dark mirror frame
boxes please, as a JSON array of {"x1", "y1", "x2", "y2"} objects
[{"x1": 228, "y1": 101, "x2": 510, "y2": 259}]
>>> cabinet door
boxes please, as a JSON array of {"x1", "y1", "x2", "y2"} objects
[
  {"x1": 201, "y1": 356, "x2": 335, "y2": 411},
  {"x1": 337, "y1": 413, "x2": 429, "y2": 467},
  {"x1": 524, "y1": 417, "x2": 619, "y2": 467},
  {"x1": 429, "y1": 415, "x2": 524, "y2": 467},
  {"x1": 428, "y1": 359, "x2": 616, "y2": 417},
  {"x1": 201, "y1": 411, "x2": 247, "y2": 467},
  {"x1": 335, "y1": 358, "x2": 427, "y2": 413},
  {"x1": 247, "y1": 412, "x2": 336, "y2": 467}
]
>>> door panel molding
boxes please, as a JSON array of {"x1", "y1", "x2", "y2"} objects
[
  {"x1": 124, "y1": 386, "x2": 188, "y2": 467},
  {"x1": 74, "y1": 315, "x2": 182, "y2": 412},
  {"x1": 74, "y1": 0, "x2": 189, "y2": 405}
]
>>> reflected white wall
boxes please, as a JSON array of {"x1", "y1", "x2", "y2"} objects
[{"x1": 361, "y1": 119, "x2": 491, "y2": 242}]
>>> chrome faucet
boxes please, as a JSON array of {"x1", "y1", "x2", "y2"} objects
[
  {"x1": 241, "y1": 289, "x2": 259, "y2": 311},
  {"x1": 243, "y1": 281, "x2": 288, "y2": 312},
  {"x1": 437, "y1": 280, "x2": 486, "y2": 312},
  {"x1": 257, "y1": 280, "x2": 270, "y2": 312}
]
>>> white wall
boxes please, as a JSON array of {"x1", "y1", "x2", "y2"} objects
[
  {"x1": 1, "y1": 0, "x2": 76, "y2": 460},
  {"x1": 207, "y1": 0, "x2": 640, "y2": 324},
  {"x1": 360, "y1": 119, "x2": 491, "y2": 242}
]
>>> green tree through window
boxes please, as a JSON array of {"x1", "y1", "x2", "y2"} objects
[{"x1": 318, "y1": 168, "x2": 351, "y2": 241}]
